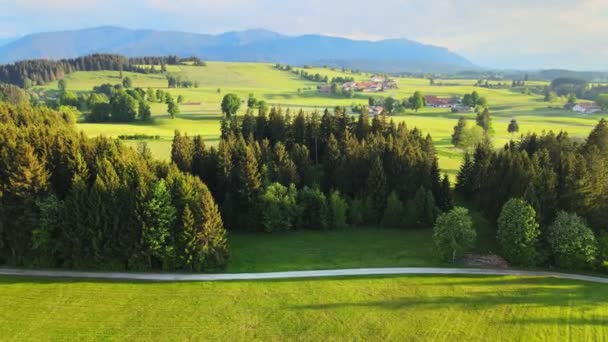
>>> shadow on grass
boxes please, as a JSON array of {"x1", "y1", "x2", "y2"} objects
[{"x1": 291, "y1": 281, "x2": 608, "y2": 325}]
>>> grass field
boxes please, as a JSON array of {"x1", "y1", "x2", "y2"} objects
[
  {"x1": 2, "y1": 275, "x2": 607, "y2": 340},
  {"x1": 35, "y1": 62, "x2": 607, "y2": 175}
]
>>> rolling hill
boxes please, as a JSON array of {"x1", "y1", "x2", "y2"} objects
[{"x1": 0, "y1": 26, "x2": 475, "y2": 72}]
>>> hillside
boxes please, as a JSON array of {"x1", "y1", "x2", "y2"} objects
[{"x1": 0, "y1": 27, "x2": 474, "y2": 72}]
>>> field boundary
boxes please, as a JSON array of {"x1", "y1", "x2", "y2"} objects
[{"x1": 1, "y1": 267, "x2": 607, "y2": 284}]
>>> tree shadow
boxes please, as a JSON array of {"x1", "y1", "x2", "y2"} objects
[{"x1": 290, "y1": 279, "x2": 608, "y2": 324}]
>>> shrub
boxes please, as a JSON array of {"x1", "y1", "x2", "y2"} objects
[
  {"x1": 348, "y1": 198, "x2": 365, "y2": 226},
  {"x1": 259, "y1": 183, "x2": 300, "y2": 232},
  {"x1": 433, "y1": 207, "x2": 477, "y2": 263},
  {"x1": 297, "y1": 186, "x2": 329, "y2": 230},
  {"x1": 382, "y1": 191, "x2": 404, "y2": 228},
  {"x1": 327, "y1": 191, "x2": 348, "y2": 230},
  {"x1": 497, "y1": 198, "x2": 540, "y2": 266},
  {"x1": 547, "y1": 211, "x2": 598, "y2": 270}
]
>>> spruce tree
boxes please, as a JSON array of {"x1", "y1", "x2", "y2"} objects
[
  {"x1": 451, "y1": 116, "x2": 467, "y2": 146},
  {"x1": 365, "y1": 157, "x2": 388, "y2": 223}
]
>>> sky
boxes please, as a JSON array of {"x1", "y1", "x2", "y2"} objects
[{"x1": 1, "y1": 0, "x2": 607, "y2": 70}]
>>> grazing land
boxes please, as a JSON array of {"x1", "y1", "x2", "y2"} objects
[
  {"x1": 1, "y1": 275, "x2": 607, "y2": 340},
  {"x1": 35, "y1": 62, "x2": 606, "y2": 177}
]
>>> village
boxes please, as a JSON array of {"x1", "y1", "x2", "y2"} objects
[{"x1": 318, "y1": 75, "x2": 398, "y2": 94}]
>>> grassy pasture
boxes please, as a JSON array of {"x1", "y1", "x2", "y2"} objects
[
  {"x1": 36, "y1": 62, "x2": 606, "y2": 175},
  {"x1": 1, "y1": 275, "x2": 607, "y2": 340}
]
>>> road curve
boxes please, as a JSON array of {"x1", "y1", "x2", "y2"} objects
[{"x1": 1, "y1": 267, "x2": 607, "y2": 284}]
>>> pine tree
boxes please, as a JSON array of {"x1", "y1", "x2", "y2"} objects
[
  {"x1": 178, "y1": 205, "x2": 196, "y2": 270},
  {"x1": 437, "y1": 175, "x2": 453, "y2": 211},
  {"x1": 451, "y1": 116, "x2": 467, "y2": 146},
  {"x1": 476, "y1": 108, "x2": 492, "y2": 132},
  {"x1": 365, "y1": 157, "x2": 388, "y2": 223},
  {"x1": 3, "y1": 142, "x2": 48, "y2": 264},
  {"x1": 382, "y1": 191, "x2": 405, "y2": 228},
  {"x1": 323, "y1": 134, "x2": 342, "y2": 190},
  {"x1": 171, "y1": 130, "x2": 193, "y2": 173}
]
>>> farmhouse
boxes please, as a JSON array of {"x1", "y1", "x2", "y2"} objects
[
  {"x1": 369, "y1": 106, "x2": 385, "y2": 115},
  {"x1": 571, "y1": 102, "x2": 601, "y2": 114},
  {"x1": 451, "y1": 106, "x2": 472, "y2": 113},
  {"x1": 425, "y1": 95, "x2": 453, "y2": 108},
  {"x1": 318, "y1": 84, "x2": 331, "y2": 93}
]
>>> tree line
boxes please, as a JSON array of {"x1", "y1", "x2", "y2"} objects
[
  {"x1": 0, "y1": 102, "x2": 227, "y2": 271},
  {"x1": 0, "y1": 54, "x2": 188, "y2": 88},
  {"x1": 456, "y1": 120, "x2": 608, "y2": 269},
  {"x1": 170, "y1": 106, "x2": 452, "y2": 232}
]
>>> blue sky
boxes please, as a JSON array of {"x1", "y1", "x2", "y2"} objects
[{"x1": 1, "y1": 0, "x2": 607, "y2": 70}]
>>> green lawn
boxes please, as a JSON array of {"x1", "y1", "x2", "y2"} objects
[
  {"x1": 228, "y1": 228, "x2": 440, "y2": 272},
  {"x1": 35, "y1": 62, "x2": 607, "y2": 175},
  {"x1": 2, "y1": 275, "x2": 607, "y2": 340}
]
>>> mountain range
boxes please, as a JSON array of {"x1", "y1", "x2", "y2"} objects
[{"x1": 0, "y1": 27, "x2": 475, "y2": 73}]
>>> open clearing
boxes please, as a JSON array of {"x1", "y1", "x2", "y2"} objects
[
  {"x1": 1, "y1": 275, "x2": 607, "y2": 340},
  {"x1": 36, "y1": 62, "x2": 606, "y2": 177}
]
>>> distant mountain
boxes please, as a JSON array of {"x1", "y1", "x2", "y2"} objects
[{"x1": 0, "y1": 26, "x2": 475, "y2": 72}]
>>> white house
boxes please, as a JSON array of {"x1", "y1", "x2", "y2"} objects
[{"x1": 572, "y1": 103, "x2": 601, "y2": 114}]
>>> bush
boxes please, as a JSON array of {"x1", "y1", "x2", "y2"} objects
[
  {"x1": 547, "y1": 212, "x2": 598, "y2": 270},
  {"x1": 497, "y1": 198, "x2": 540, "y2": 266},
  {"x1": 259, "y1": 183, "x2": 300, "y2": 232},
  {"x1": 433, "y1": 207, "x2": 477, "y2": 263},
  {"x1": 297, "y1": 187, "x2": 328, "y2": 230},
  {"x1": 327, "y1": 191, "x2": 348, "y2": 230},
  {"x1": 348, "y1": 198, "x2": 365, "y2": 226},
  {"x1": 382, "y1": 191, "x2": 404, "y2": 228},
  {"x1": 598, "y1": 232, "x2": 608, "y2": 272}
]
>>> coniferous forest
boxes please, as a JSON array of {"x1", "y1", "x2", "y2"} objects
[
  {"x1": 0, "y1": 102, "x2": 228, "y2": 271},
  {"x1": 0, "y1": 54, "x2": 183, "y2": 88},
  {"x1": 1, "y1": 99, "x2": 608, "y2": 272}
]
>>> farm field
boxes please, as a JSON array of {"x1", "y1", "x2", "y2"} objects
[
  {"x1": 37, "y1": 62, "x2": 607, "y2": 176},
  {"x1": 1, "y1": 275, "x2": 607, "y2": 340}
]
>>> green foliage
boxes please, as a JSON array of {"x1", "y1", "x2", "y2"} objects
[
  {"x1": 297, "y1": 187, "x2": 329, "y2": 230},
  {"x1": 413, "y1": 187, "x2": 438, "y2": 228},
  {"x1": 433, "y1": 207, "x2": 476, "y2": 263},
  {"x1": 547, "y1": 211, "x2": 598, "y2": 270},
  {"x1": 508, "y1": 119, "x2": 519, "y2": 135},
  {"x1": 348, "y1": 198, "x2": 365, "y2": 226},
  {"x1": 327, "y1": 191, "x2": 348, "y2": 230},
  {"x1": 0, "y1": 83, "x2": 29, "y2": 105},
  {"x1": 497, "y1": 198, "x2": 540, "y2": 267},
  {"x1": 122, "y1": 76, "x2": 133, "y2": 88},
  {"x1": 138, "y1": 100, "x2": 151, "y2": 120},
  {"x1": 451, "y1": 116, "x2": 467, "y2": 146},
  {"x1": 457, "y1": 125, "x2": 485, "y2": 151},
  {"x1": 365, "y1": 157, "x2": 388, "y2": 224},
  {"x1": 407, "y1": 91, "x2": 425, "y2": 111},
  {"x1": 382, "y1": 191, "x2": 405, "y2": 228},
  {"x1": 259, "y1": 183, "x2": 299, "y2": 232},
  {"x1": 476, "y1": 108, "x2": 492, "y2": 132},
  {"x1": 110, "y1": 90, "x2": 138, "y2": 122},
  {"x1": 597, "y1": 94, "x2": 608, "y2": 111},
  {"x1": 141, "y1": 180, "x2": 176, "y2": 269},
  {"x1": 165, "y1": 94, "x2": 180, "y2": 118},
  {"x1": 221, "y1": 93, "x2": 241, "y2": 118}
]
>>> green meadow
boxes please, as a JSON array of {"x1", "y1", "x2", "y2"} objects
[
  {"x1": 37, "y1": 62, "x2": 606, "y2": 176},
  {"x1": 2, "y1": 275, "x2": 607, "y2": 340}
]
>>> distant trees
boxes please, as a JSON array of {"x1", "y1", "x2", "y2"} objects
[
  {"x1": 433, "y1": 207, "x2": 476, "y2": 263},
  {"x1": 221, "y1": 94, "x2": 241, "y2": 118},
  {"x1": 508, "y1": 119, "x2": 519, "y2": 137},
  {"x1": 0, "y1": 84, "x2": 29, "y2": 105},
  {"x1": 451, "y1": 117, "x2": 467, "y2": 146},
  {"x1": 122, "y1": 76, "x2": 133, "y2": 88},
  {"x1": 58, "y1": 79, "x2": 67, "y2": 92},
  {"x1": 462, "y1": 91, "x2": 487, "y2": 108},
  {"x1": 407, "y1": 91, "x2": 425, "y2": 111},
  {"x1": 166, "y1": 94, "x2": 180, "y2": 118},
  {"x1": 476, "y1": 108, "x2": 492, "y2": 132},
  {"x1": 0, "y1": 54, "x2": 165, "y2": 88}
]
